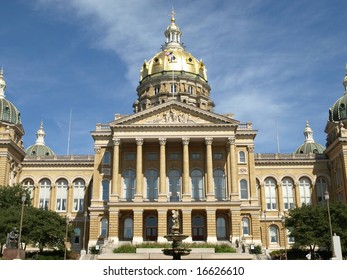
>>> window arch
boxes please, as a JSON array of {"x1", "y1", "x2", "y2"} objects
[
  {"x1": 168, "y1": 169, "x2": 181, "y2": 202},
  {"x1": 191, "y1": 169, "x2": 204, "y2": 200},
  {"x1": 102, "y1": 151, "x2": 111, "y2": 165},
  {"x1": 56, "y1": 179, "x2": 68, "y2": 212},
  {"x1": 269, "y1": 225, "x2": 279, "y2": 243},
  {"x1": 146, "y1": 169, "x2": 158, "y2": 201},
  {"x1": 123, "y1": 169, "x2": 135, "y2": 201},
  {"x1": 216, "y1": 216, "x2": 227, "y2": 240},
  {"x1": 124, "y1": 217, "x2": 133, "y2": 240},
  {"x1": 265, "y1": 178, "x2": 277, "y2": 210},
  {"x1": 299, "y1": 177, "x2": 311, "y2": 205},
  {"x1": 240, "y1": 179, "x2": 248, "y2": 199},
  {"x1": 73, "y1": 179, "x2": 85, "y2": 212},
  {"x1": 22, "y1": 179, "x2": 34, "y2": 200},
  {"x1": 102, "y1": 179, "x2": 110, "y2": 201},
  {"x1": 316, "y1": 177, "x2": 327, "y2": 205},
  {"x1": 239, "y1": 151, "x2": 246, "y2": 163},
  {"x1": 39, "y1": 179, "x2": 51, "y2": 210},
  {"x1": 100, "y1": 218, "x2": 108, "y2": 238},
  {"x1": 242, "y1": 217, "x2": 250, "y2": 235},
  {"x1": 214, "y1": 169, "x2": 226, "y2": 200},
  {"x1": 282, "y1": 177, "x2": 294, "y2": 210}
]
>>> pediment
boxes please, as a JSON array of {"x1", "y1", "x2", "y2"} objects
[{"x1": 110, "y1": 101, "x2": 239, "y2": 127}]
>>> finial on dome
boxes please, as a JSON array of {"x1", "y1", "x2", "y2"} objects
[
  {"x1": 304, "y1": 120, "x2": 314, "y2": 143},
  {"x1": 170, "y1": 6, "x2": 176, "y2": 23},
  {"x1": 35, "y1": 121, "x2": 46, "y2": 145}
]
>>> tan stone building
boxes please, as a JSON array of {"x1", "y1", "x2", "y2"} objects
[{"x1": 1, "y1": 12, "x2": 347, "y2": 254}]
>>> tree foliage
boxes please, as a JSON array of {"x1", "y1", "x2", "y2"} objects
[
  {"x1": 285, "y1": 203, "x2": 347, "y2": 256},
  {"x1": 0, "y1": 184, "x2": 73, "y2": 253}
]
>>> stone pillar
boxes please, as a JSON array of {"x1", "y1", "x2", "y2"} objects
[
  {"x1": 260, "y1": 183, "x2": 266, "y2": 212},
  {"x1": 205, "y1": 138, "x2": 214, "y2": 201},
  {"x1": 182, "y1": 138, "x2": 191, "y2": 202},
  {"x1": 277, "y1": 182, "x2": 284, "y2": 215},
  {"x1": 228, "y1": 137, "x2": 238, "y2": 200},
  {"x1": 295, "y1": 182, "x2": 301, "y2": 208},
  {"x1": 88, "y1": 212, "x2": 100, "y2": 247},
  {"x1": 134, "y1": 138, "x2": 143, "y2": 202},
  {"x1": 247, "y1": 145, "x2": 257, "y2": 201},
  {"x1": 109, "y1": 210, "x2": 119, "y2": 243},
  {"x1": 157, "y1": 209, "x2": 167, "y2": 243},
  {"x1": 206, "y1": 208, "x2": 217, "y2": 242},
  {"x1": 133, "y1": 209, "x2": 143, "y2": 244},
  {"x1": 50, "y1": 183, "x2": 55, "y2": 211},
  {"x1": 182, "y1": 209, "x2": 192, "y2": 242},
  {"x1": 230, "y1": 209, "x2": 241, "y2": 243},
  {"x1": 158, "y1": 138, "x2": 167, "y2": 202},
  {"x1": 91, "y1": 147, "x2": 102, "y2": 207},
  {"x1": 111, "y1": 138, "x2": 120, "y2": 201}
]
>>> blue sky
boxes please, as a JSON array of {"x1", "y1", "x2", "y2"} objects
[{"x1": 1, "y1": 0, "x2": 347, "y2": 155}]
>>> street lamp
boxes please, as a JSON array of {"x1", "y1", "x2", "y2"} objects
[
  {"x1": 281, "y1": 215, "x2": 287, "y2": 260},
  {"x1": 16, "y1": 193, "x2": 26, "y2": 259},
  {"x1": 64, "y1": 214, "x2": 71, "y2": 260},
  {"x1": 324, "y1": 190, "x2": 336, "y2": 258}
]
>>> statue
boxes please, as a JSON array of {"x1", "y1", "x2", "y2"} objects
[
  {"x1": 171, "y1": 210, "x2": 179, "y2": 230},
  {"x1": 6, "y1": 227, "x2": 19, "y2": 249}
]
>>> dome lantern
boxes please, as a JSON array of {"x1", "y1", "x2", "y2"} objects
[
  {"x1": 294, "y1": 121, "x2": 324, "y2": 154},
  {"x1": 163, "y1": 8, "x2": 184, "y2": 51},
  {"x1": 26, "y1": 121, "x2": 55, "y2": 157}
]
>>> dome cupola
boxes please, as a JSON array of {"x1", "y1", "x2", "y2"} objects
[
  {"x1": 0, "y1": 68, "x2": 22, "y2": 125},
  {"x1": 26, "y1": 121, "x2": 55, "y2": 156},
  {"x1": 329, "y1": 64, "x2": 347, "y2": 122},
  {"x1": 294, "y1": 121, "x2": 324, "y2": 154},
  {"x1": 134, "y1": 9, "x2": 213, "y2": 113}
]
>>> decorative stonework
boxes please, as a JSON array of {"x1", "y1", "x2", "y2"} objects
[
  {"x1": 136, "y1": 138, "x2": 144, "y2": 145},
  {"x1": 205, "y1": 137, "x2": 213, "y2": 145},
  {"x1": 159, "y1": 138, "x2": 167, "y2": 145},
  {"x1": 94, "y1": 147, "x2": 101, "y2": 154},
  {"x1": 142, "y1": 109, "x2": 206, "y2": 124},
  {"x1": 238, "y1": 167, "x2": 248, "y2": 174},
  {"x1": 182, "y1": 138, "x2": 190, "y2": 145},
  {"x1": 227, "y1": 137, "x2": 236, "y2": 145},
  {"x1": 113, "y1": 138, "x2": 121, "y2": 146}
]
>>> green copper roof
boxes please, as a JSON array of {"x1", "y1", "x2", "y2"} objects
[
  {"x1": 294, "y1": 121, "x2": 325, "y2": 154},
  {"x1": 26, "y1": 144, "x2": 55, "y2": 157},
  {"x1": 0, "y1": 98, "x2": 21, "y2": 125}
]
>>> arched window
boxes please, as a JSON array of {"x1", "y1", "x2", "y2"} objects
[
  {"x1": 240, "y1": 179, "x2": 248, "y2": 199},
  {"x1": 124, "y1": 217, "x2": 133, "y2": 240},
  {"x1": 265, "y1": 178, "x2": 277, "y2": 210},
  {"x1": 39, "y1": 179, "x2": 51, "y2": 210},
  {"x1": 216, "y1": 217, "x2": 227, "y2": 240},
  {"x1": 168, "y1": 169, "x2": 181, "y2": 202},
  {"x1": 171, "y1": 84, "x2": 177, "y2": 93},
  {"x1": 146, "y1": 169, "x2": 158, "y2": 201},
  {"x1": 73, "y1": 179, "x2": 85, "y2": 212},
  {"x1": 239, "y1": 151, "x2": 246, "y2": 163},
  {"x1": 123, "y1": 169, "x2": 135, "y2": 201},
  {"x1": 102, "y1": 151, "x2": 111, "y2": 165},
  {"x1": 299, "y1": 177, "x2": 311, "y2": 205},
  {"x1": 145, "y1": 215, "x2": 158, "y2": 241},
  {"x1": 102, "y1": 179, "x2": 110, "y2": 201},
  {"x1": 282, "y1": 177, "x2": 294, "y2": 210},
  {"x1": 192, "y1": 215, "x2": 205, "y2": 241},
  {"x1": 316, "y1": 177, "x2": 327, "y2": 205},
  {"x1": 155, "y1": 85, "x2": 160, "y2": 95},
  {"x1": 73, "y1": 228, "x2": 81, "y2": 244},
  {"x1": 191, "y1": 169, "x2": 204, "y2": 200},
  {"x1": 22, "y1": 179, "x2": 34, "y2": 200},
  {"x1": 214, "y1": 169, "x2": 226, "y2": 200},
  {"x1": 188, "y1": 86, "x2": 193, "y2": 94},
  {"x1": 56, "y1": 179, "x2": 68, "y2": 211},
  {"x1": 269, "y1": 225, "x2": 279, "y2": 243},
  {"x1": 242, "y1": 217, "x2": 250, "y2": 235}
]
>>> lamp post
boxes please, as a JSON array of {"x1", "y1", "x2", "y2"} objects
[
  {"x1": 281, "y1": 215, "x2": 287, "y2": 260},
  {"x1": 324, "y1": 191, "x2": 336, "y2": 258},
  {"x1": 64, "y1": 214, "x2": 70, "y2": 260},
  {"x1": 16, "y1": 193, "x2": 26, "y2": 259}
]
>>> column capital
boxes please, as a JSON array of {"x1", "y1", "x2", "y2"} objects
[
  {"x1": 182, "y1": 137, "x2": 190, "y2": 145},
  {"x1": 159, "y1": 138, "x2": 167, "y2": 145},
  {"x1": 247, "y1": 145, "x2": 255, "y2": 153},
  {"x1": 113, "y1": 138, "x2": 121, "y2": 146},
  {"x1": 136, "y1": 138, "x2": 144, "y2": 145},
  {"x1": 94, "y1": 146, "x2": 101, "y2": 154},
  {"x1": 227, "y1": 137, "x2": 236, "y2": 145},
  {"x1": 205, "y1": 137, "x2": 213, "y2": 145}
]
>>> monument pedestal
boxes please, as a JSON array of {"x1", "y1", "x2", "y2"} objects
[{"x1": 3, "y1": 248, "x2": 25, "y2": 260}]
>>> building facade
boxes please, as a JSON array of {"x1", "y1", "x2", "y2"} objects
[{"x1": 1, "y1": 11, "x2": 347, "y2": 253}]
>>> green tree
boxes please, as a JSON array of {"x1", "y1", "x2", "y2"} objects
[{"x1": 0, "y1": 184, "x2": 73, "y2": 254}]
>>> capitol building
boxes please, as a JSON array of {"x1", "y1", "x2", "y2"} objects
[{"x1": 1, "y1": 10, "x2": 347, "y2": 253}]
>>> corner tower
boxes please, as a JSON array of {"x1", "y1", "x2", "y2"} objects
[{"x1": 134, "y1": 9, "x2": 214, "y2": 113}]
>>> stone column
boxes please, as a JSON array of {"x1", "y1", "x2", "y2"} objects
[
  {"x1": 182, "y1": 138, "x2": 191, "y2": 202},
  {"x1": 157, "y1": 209, "x2": 167, "y2": 243},
  {"x1": 134, "y1": 138, "x2": 143, "y2": 202},
  {"x1": 294, "y1": 182, "x2": 301, "y2": 208},
  {"x1": 182, "y1": 209, "x2": 192, "y2": 242},
  {"x1": 91, "y1": 147, "x2": 103, "y2": 207},
  {"x1": 133, "y1": 209, "x2": 143, "y2": 244},
  {"x1": 247, "y1": 145, "x2": 256, "y2": 202},
  {"x1": 109, "y1": 210, "x2": 119, "y2": 243},
  {"x1": 206, "y1": 208, "x2": 217, "y2": 242},
  {"x1": 111, "y1": 138, "x2": 120, "y2": 201},
  {"x1": 277, "y1": 182, "x2": 284, "y2": 215},
  {"x1": 158, "y1": 138, "x2": 167, "y2": 202},
  {"x1": 50, "y1": 183, "x2": 56, "y2": 211},
  {"x1": 260, "y1": 182, "x2": 266, "y2": 212},
  {"x1": 205, "y1": 138, "x2": 214, "y2": 201},
  {"x1": 228, "y1": 137, "x2": 238, "y2": 199}
]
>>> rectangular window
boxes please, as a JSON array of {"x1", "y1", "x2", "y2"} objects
[
  {"x1": 169, "y1": 153, "x2": 180, "y2": 160},
  {"x1": 213, "y1": 153, "x2": 223, "y2": 160},
  {"x1": 191, "y1": 152, "x2": 201, "y2": 160},
  {"x1": 147, "y1": 152, "x2": 158, "y2": 160},
  {"x1": 125, "y1": 152, "x2": 136, "y2": 160}
]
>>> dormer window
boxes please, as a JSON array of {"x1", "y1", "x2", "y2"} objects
[
  {"x1": 155, "y1": 85, "x2": 160, "y2": 95},
  {"x1": 188, "y1": 86, "x2": 193, "y2": 94},
  {"x1": 171, "y1": 84, "x2": 177, "y2": 93}
]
